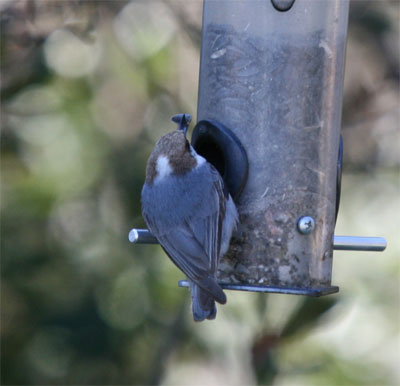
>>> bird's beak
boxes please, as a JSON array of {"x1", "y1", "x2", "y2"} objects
[{"x1": 171, "y1": 113, "x2": 192, "y2": 137}]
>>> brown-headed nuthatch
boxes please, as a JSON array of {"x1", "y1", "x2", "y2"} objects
[{"x1": 141, "y1": 114, "x2": 238, "y2": 321}]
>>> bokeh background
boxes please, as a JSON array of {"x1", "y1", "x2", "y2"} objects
[{"x1": 1, "y1": 1, "x2": 399, "y2": 385}]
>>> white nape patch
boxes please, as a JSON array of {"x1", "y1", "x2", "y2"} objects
[
  {"x1": 190, "y1": 146, "x2": 206, "y2": 168},
  {"x1": 155, "y1": 155, "x2": 172, "y2": 183}
]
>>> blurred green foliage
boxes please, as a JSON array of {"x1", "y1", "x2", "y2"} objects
[{"x1": 1, "y1": 1, "x2": 399, "y2": 385}]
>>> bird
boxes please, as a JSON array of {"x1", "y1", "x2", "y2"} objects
[{"x1": 141, "y1": 113, "x2": 238, "y2": 321}]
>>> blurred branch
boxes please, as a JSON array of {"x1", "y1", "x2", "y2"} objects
[
  {"x1": 251, "y1": 296, "x2": 338, "y2": 385},
  {"x1": 149, "y1": 300, "x2": 189, "y2": 385}
]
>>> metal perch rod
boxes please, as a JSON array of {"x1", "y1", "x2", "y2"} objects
[{"x1": 128, "y1": 228, "x2": 387, "y2": 252}]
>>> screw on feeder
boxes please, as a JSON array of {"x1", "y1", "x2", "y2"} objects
[{"x1": 297, "y1": 216, "x2": 315, "y2": 235}]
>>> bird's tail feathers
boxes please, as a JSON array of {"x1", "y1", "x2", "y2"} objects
[
  {"x1": 191, "y1": 282, "x2": 217, "y2": 322},
  {"x1": 197, "y1": 276, "x2": 226, "y2": 304}
]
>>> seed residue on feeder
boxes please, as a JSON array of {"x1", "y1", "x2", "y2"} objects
[{"x1": 202, "y1": 23, "x2": 338, "y2": 289}]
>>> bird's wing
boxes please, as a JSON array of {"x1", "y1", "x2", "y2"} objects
[
  {"x1": 143, "y1": 163, "x2": 227, "y2": 283},
  {"x1": 156, "y1": 223, "x2": 214, "y2": 281},
  {"x1": 185, "y1": 165, "x2": 227, "y2": 271},
  {"x1": 157, "y1": 229, "x2": 226, "y2": 304}
]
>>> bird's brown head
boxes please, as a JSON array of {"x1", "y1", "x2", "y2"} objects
[{"x1": 145, "y1": 128, "x2": 199, "y2": 185}]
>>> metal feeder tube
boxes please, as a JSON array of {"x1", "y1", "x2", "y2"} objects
[{"x1": 194, "y1": 0, "x2": 350, "y2": 292}]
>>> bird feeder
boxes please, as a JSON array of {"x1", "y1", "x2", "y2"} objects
[{"x1": 129, "y1": 0, "x2": 386, "y2": 296}]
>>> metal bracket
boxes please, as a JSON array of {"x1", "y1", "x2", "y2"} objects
[
  {"x1": 129, "y1": 229, "x2": 385, "y2": 296},
  {"x1": 128, "y1": 228, "x2": 387, "y2": 252},
  {"x1": 333, "y1": 235, "x2": 387, "y2": 251},
  {"x1": 178, "y1": 280, "x2": 338, "y2": 297}
]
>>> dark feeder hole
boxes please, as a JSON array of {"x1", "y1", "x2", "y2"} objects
[
  {"x1": 194, "y1": 138, "x2": 226, "y2": 178},
  {"x1": 191, "y1": 120, "x2": 249, "y2": 200}
]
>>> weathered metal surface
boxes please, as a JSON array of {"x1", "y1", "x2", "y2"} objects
[{"x1": 196, "y1": 0, "x2": 350, "y2": 290}]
